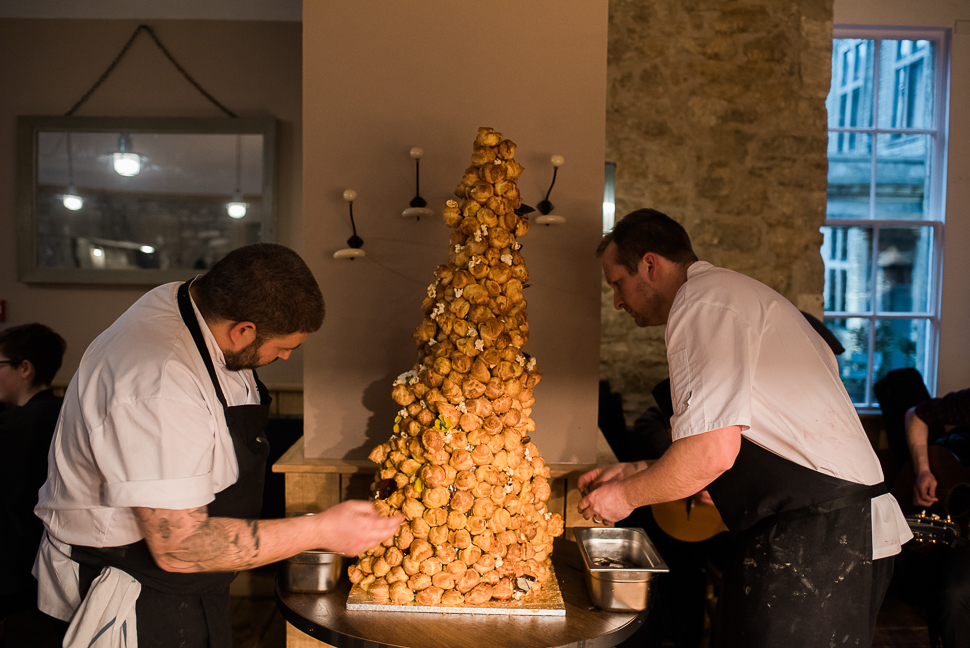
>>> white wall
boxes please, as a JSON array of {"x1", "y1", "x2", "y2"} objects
[{"x1": 835, "y1": 0, "x2": 970, "y2": 396}]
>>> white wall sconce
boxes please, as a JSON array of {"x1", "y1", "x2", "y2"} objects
[
  {"x1": 226, "y1": 135, "x2": 248, "y2": 219},
  {"x1": 334, "y1": 189, "x2": 366, "y2": 260},
  {"x1": 111, "y1": 133, "x2": 142, "y2": 177},
  {"x1": 535, "y1": 154, "x2": 565, "y2": 225},
  {"x1": 402, "y1": 147, "x2": 433, "y2": 220}
]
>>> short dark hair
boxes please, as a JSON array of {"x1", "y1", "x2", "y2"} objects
[
  {"x1": 192, "y1": 243, "x2": 325, "y2": 338},
  {"x1": 0, "y1": 323, "x2": 66, "y2": 387},
  {"x1": 596, "y1": 208, "x2": 698, "y2": 273}
]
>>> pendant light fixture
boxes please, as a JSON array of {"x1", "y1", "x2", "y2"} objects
[
  {"x1": 226, "y1": 134, "x2": 248, "y2": 219},
  {"x1": 62, "y1": 131, "x2": 83, "y2": 211},
  {"x1": 111, "y1": 133, "x2": 142, "y2": 177}
]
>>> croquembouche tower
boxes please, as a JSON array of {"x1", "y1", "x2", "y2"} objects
[{"x1": 347, "y1": 127, "x2": 565, "y2": 608}]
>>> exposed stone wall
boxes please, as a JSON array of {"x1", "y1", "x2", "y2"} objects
[{"x1": 602, "y1": 0, "x2": 833, "y2": 425}]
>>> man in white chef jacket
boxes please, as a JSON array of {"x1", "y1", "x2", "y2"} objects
[
  {"x1": 34, "y1": 243, "x2": 402, "y2": 648},
  {"x1": 579, "y1": 209, "x2": 911, "y2": 648}
]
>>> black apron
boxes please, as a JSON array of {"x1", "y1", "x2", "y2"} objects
[
  {"x1": 72, "y1": 281, "x2": 272, "y2": 648},
  {"x1": 706, "y1": 437, "x2": 893, "y2": 648}
]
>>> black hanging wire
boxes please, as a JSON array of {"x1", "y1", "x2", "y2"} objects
[{"x1": 65, "y1": 24, "x2": 237, "y2": 118}]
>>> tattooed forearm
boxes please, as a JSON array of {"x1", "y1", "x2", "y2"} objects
[
  {"x1": 165, "y1": 518, "x2": 234, "y2": 565},
  {"x1": 135, "y1": 506, "x2": 265, "y2": 572}
]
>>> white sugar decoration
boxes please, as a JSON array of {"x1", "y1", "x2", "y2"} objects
[
  {"x1": 501, "y1": 253, "x2": 513, "y2": 265},
  {"x1": 398, "y1": 408, "x2": 408, "y2": 418},
  {"x1": 512, "y1": 242, "x2": 522, "y2": 250},
  {"x1": 427, "y1": 285, "x2": 436, "y2": 298},
  {"x1": 454, "y1": 245, "x2": 462, "y2": 253},
  {"x1": 481, "y1": 224, "x2": 488, "y2": 236},
  {"x1": 467, "y1": 327, "x2": 477, "y2": 338},
  {"x1": 454, "y1": 288, "x2": 463, "y2": 299},
  {"x1": 457, "y1": 401, "x2": 468, "y2": 413},
  {"x1": 428, "y1": 338, "x2": 437, "y2": 346},
  {"x1": 395, "y1": 369, "x2": 419, "y2": 385},
  {"x1": 516, "y1": 353, "x2": 526, "y2": 366},
  {"x1": 475, "y1": 339, "x2": 484, "y2": 351},
  {"x1": 526, "y1": 358, "x2": 537, "y2": 371},
  {"x1": 473, "y1": 230, "x2": 482, "y2": 242}
]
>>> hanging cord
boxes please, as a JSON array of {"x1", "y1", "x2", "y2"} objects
[{"x1": 65, "y1": 24, "x2": 237, "y2": 118}]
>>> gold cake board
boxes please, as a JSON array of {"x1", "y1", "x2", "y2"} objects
[{"x1": 346, "y1": 565, "x2": 565, "y2": 616}]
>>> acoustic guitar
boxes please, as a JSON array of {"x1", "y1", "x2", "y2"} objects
[
  {"x1": 905, "y1": 510, "x2": 963, "y2": 553},
  {"x1": 651, "y1": 495, "x2": 728, "y2": 543}
]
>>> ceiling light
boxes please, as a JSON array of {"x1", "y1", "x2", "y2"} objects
[
  {"x1": 112, "y1": 133, "x2": 141, "y2": 176},
  {"x1": 63, "y1": 133, "x2": 82, "y2": 210},
  {"x1": 63, "y1": 183, "x2": 83, "y2": 211},
  {"x1": 226, "y1": 135, "x2": 248, "y2": 218},
  {"x1": 227, "y1": 190, "x2": 248, "y2": 219}
]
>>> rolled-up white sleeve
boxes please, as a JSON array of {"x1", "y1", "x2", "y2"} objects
[{"x1": 92, "y1": 396, "x2": 218, "y2": 510}]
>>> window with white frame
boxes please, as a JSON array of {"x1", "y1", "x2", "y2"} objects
[{"x1": 822, "y1": 27, "x2": 949, "y2": 408}]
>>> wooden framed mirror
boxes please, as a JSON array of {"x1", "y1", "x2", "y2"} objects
[{"x1": 16, "y1": 115, "x2": 277, "y2": 284}]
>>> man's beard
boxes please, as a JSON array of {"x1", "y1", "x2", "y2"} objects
[{"x1": 224, "y1": 339, "x2": 275, "y2": 371}]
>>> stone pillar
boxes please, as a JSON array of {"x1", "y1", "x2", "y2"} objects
[{"x1": 602, "y1": 0, "x2": 833, "y2": 424}]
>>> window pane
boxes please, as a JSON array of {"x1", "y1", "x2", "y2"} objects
[
  {"x1": 821, "y1": 226, "x2": 872, "y2": 312},
  {"x1": 875, "y1": 133, "x2": 931, "y2": 220},
  {"x1": 826, "y1": 317, "x2": 870, "y2": 404},
  {"x1": 877, "y1": 39, "x2": 934, "y2": 130},
  {"x1": 828, "y1": 39, "x2": 874, "y2": 129},
  {"x1": 876, "y1": 226, "x2": 935, "y2": 313},
  {"x1": 826, "y1": 132, "x2": 872, "y2": 220},
  {"x1": 872, "y1": 318, "x2": 931, "y2": 388}
]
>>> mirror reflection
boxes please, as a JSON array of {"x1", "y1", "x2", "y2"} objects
[{"x1": 18, "y1": 116, "x2": 277, "y2": 284}]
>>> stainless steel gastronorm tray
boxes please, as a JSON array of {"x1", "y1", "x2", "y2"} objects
[{"x1": 573, "y1": 526, "x2": 669, "y2": 612}]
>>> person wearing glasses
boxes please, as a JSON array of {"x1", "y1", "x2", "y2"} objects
[{"x1": 0, "y1": 323, "x2": 66, "y2": 647}]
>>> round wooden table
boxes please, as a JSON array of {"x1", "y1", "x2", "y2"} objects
[{"x1": 276, "y1": 537, "x2": 653, "y2": 648}]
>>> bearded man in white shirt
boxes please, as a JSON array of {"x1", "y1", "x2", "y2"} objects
[
  {"x1": 35, "y1": 243, "x2": 401, "y2": 648},
  {"x1": 579, "y1": 209, "x2": 911, "y2": 648}
]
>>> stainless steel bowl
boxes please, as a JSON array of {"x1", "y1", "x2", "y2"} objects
[
  {"x1": 573, "y1": 526, "x2": 669, "y2": 612},
  {"x1": 280, "y1": 549, "x2": 343, "y2": 593}
]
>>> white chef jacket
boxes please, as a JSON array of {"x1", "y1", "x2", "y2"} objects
[
  {"x1": 34, "y1": 281, "x2": 260, "y2": 620},
  {"x1": 665, "y1": 262, "x2": 912, "y2": 559}
]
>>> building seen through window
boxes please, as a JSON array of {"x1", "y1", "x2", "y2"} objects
[{"x1": 822, "y1": 30, "x2": 948, "y2": 408}]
